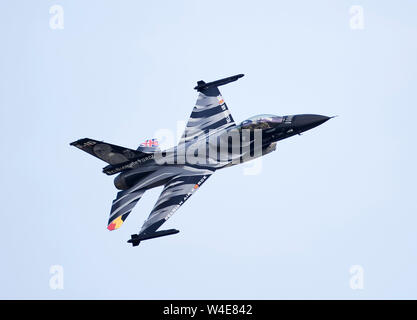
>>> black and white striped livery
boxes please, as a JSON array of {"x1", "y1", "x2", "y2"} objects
[
  {"x1": 71, "y1": 74, "x2": 332, "y2": 246},
  {"x1": 179, "y1": 86, "x2": 236, "y2": 145}
]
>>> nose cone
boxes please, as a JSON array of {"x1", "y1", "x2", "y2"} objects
[{"x1": 292, "y1": 114, "x2": 330, "y2": 133}]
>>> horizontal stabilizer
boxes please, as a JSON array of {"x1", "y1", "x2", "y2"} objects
[
  {"x1": 194, "y1": 74, "x2": 244, "y2": 92},
  {"x1": 127, "y1": 229, "x2": 180, "y2": 246},
  {"x1": 70, "y1": 138, "x2": 147, "y2": 166}
]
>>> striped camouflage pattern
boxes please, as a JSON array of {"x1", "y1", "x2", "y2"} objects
[
  {"x1": 107, "y1": 165, "x2": 214, "y2": 234},
  {"x1": 139, "y1": 166, "x2": 214, "y2": 234},
  {"x1": 71, "y1": 74, "x2": 331, "y2": 246},
  {"x1": 107, "y1": 189, "x2": 146, "y2": 230},
  {"x1": 179, "y1": 86, "x2": 236, "y2": 145}
]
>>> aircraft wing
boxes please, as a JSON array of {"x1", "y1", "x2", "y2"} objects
[
  {"x1": 128, "y1": 166, "x2": 215, "y2": 246},
  {"x1": 179, "y1": 74, "x2": 243, "y2": 145},
  {"x1": 107, "y1": 188, "x2": 146, "y2": 231}
]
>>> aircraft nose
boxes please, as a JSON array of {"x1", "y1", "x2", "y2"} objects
[{"x1": 292, "y1": 114, "x2": 330, "y2": 132}]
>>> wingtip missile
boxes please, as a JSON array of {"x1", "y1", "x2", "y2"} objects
[
  {"x1": 194, "y1": 74, "x2": 244, "y2": 91},
  {"x1": 127, "y1": 229, "x2": 180, "y2": 246}
]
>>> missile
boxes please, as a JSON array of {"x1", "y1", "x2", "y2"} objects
[
  {"x1": 127, "y1": 229, "x2": 180, "y2": 246},
  {"x1": 194, "y1": 74, "x2": 244, "y2": 91}
]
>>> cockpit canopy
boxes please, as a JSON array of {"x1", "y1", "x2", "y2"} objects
[{"x1": 239, "y1": 114, "x2": 284, "y2": 130}]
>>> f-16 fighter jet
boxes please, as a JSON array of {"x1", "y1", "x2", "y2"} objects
[{"x1": 71, "y1": 74, "x2": 331, "y2": 246}]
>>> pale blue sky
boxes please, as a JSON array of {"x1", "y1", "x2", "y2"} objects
[{"x1": 1, "y1": 0, "x2": 416, "y2": 299}]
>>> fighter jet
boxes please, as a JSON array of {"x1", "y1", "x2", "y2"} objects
[{"x1": 71, "y1": 74, "x2": 331, "y2": 246}]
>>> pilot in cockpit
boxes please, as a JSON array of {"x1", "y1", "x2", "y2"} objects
[{"x1": 238, "y1": 114, "x2": 284, "y2": 131}]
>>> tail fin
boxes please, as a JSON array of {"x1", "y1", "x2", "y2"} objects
[{"x1": 70, "y1": 138, "x2": 148, "y2": 165}]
